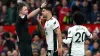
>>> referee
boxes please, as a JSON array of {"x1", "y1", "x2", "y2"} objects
[{"x1": 15, "y1": 2, "x2": 46, "y2": 56}]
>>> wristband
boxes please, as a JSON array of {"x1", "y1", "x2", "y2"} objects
[{"x1": 40, "y1": 7, "x2": 43, "y2": 10}]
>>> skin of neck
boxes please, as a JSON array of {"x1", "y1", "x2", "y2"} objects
[
  {"x1": 46, "y1": 13, "x2": 52, "y2": 21},
  {"x1": 19, "y1": 13, "x2": 24, "y2": 16},
  {"x1": 41, "y1": 53, "x2": 46, "y2": 56}
]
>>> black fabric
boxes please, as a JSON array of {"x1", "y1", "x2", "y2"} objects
[
  {"x1": 69, "y1": 38, "x2": 73, "y2": 56},
  {"x1": 53, "y1": 30, "x2": 57, "y2": 52},
  {"x1": 53, "y1": 30, "x2": 58, "y2": 56},
  {"x1": 18, "y1": 42, "x2": 33, "y2": 56},
  {"x1": 47, "y1": 50, "x2": 58, "y2": 56},
  {"x1": 47, "y1": 50, "x2": 52, "y2": 56},
  {"x1": 16, "y1": 15, "x2": 32, "y2": 43},
  {"x1": 16, "y1": 15, "x2": 32, "y2": 56},
  {"x1": 53, "y1": 51, "x2": 58, "y2": 56},
  {"x1": 4, "y1": 40, "x2": 15, "y2": 51}
]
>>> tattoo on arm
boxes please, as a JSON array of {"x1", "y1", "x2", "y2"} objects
[
  {"x1": 38, "y1": 24, "x2": 45, "y2": 36},
  {"x1": 54, "y1": 27, "x2": 62, "y2": 48}
]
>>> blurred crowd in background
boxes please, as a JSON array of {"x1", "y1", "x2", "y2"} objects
[
  {"x1": 0, "y1": 0, "x2": 100, "y2": 25},
  {"x1": 0, "y1": 0, "x2": 100, "y2": 56}
]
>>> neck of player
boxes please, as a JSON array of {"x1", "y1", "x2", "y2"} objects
[{"x1": 47, "y1": 14, "x2": 52, "y2": 21}]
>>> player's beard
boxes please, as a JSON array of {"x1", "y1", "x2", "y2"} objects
[{"x1": 43, "y1": 15, "x2": 47, "y2": 18}]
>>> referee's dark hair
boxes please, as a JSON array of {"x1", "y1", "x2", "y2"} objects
[
  {"x1": 17, "y1": 3, "x2": 26, "y2": 13},
  {"x1": 72, "y1": 11, "x2": 85, "y2": 25}
]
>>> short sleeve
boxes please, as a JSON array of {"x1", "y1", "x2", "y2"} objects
[
  {"x1": 85, "y1": 27, "x2": 91, "y2": 37},
  {"x1": 67, "y1": 28, "x2": 73, "y2": 37},
  {"x1": 52, "y1": 19, "x2": 60, "y2": 30}
]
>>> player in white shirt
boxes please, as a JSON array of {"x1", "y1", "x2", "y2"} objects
[
  {"x1": 63, "y1": 11, "x2": 92, "y2": 56},
  {"x1": 37, "y1": 7, "x2": 62, "y2": 56}
]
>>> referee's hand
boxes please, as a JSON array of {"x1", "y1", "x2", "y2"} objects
[
  {"x1": 41, "y1": 1, "x2": 46, "y2": 8},
  {"x1": 37, "y1": 14, "x2": 41, "y2": 24}
]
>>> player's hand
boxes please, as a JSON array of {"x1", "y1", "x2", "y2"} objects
[
  {"x1": 41, "y1": 1, "x2": 46, "y2": 8},
  {"x1": 57, "y1": 48, "x2": 63, "y2": 56},
  {"x1": 37, "y1": 14, "x2": 41, "y2": 24}
]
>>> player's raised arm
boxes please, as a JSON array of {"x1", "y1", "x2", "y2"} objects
[
  {"x1": 37, "y1": 14, "x2": 45, "y2": 36},
  {"x1": 27, "y1": 2, "x2": 46, "y2": 19}
]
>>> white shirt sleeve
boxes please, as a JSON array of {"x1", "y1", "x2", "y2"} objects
[
  {"x1": 67, "y1": 28, "x2": 73, "y2": 37},
  {"x1": 85, "y1": 27, "x2": 92, "y2": 38},
  {"x1": 63, "y1": 38, "x2": 72, "y2": 44},
  {"x1": 63, "y1": 28, "x2": 73, "y2": 44},
  {"x1": 52, "y1": 19, "x2": 60, "y2": 30}
]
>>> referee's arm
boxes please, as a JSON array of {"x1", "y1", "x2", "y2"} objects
[
  {"x1": 27, "y1": 2, "x2": 46, "y2": 19},
  {"x1": 27, "y1": 8, "x2": 40, "y2": 19}
]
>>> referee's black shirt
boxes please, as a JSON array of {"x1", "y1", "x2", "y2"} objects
[{"x1": 16, "y1": 15, "x2": 31, "y2": 43}]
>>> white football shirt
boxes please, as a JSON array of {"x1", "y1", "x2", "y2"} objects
[
  {"x1": 64, "y1": 25, "x2": 92, "y2": 56},
  {"x1": 44, "y1": 17, "x2": 60, "y2": 51}
]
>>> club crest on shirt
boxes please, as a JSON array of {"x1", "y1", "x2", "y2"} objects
[
  {"x1": 68, "y1": 31, "x2": 71, "y2": 34},
  {"x1": 54, "y1": 21, "x2": 56, "y2": 25}
]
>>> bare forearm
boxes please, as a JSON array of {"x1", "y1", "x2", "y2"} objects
[
  {"x1": 27, "y1": 1, "x2": 46, "y2": 19},
  {"x1": 57, "y1": 33, "x2": 62, "y2": 48},
  {"x1": 27, "y1": 8, "x2": 40, "y2": 19},
  {"x1": 55, "y1": 28, "x2": 62, "y2": 48},
  {"x1": 38, "y1": 23, "x2": 45, "y2": 36}
]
